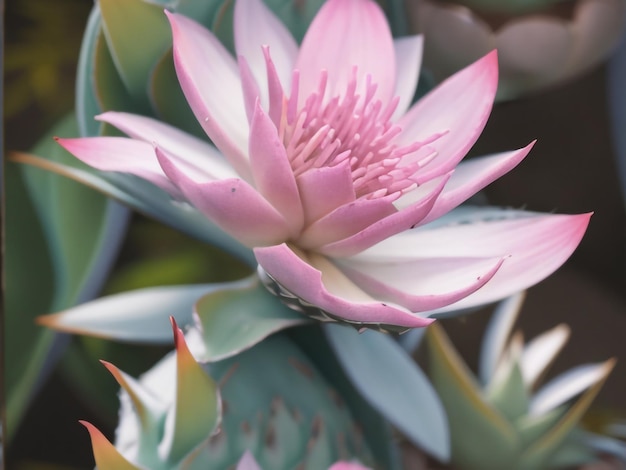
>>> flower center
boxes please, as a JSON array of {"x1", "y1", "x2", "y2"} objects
[{"x1": 277, "y1": 67, "x2": 440, "y2": 200}]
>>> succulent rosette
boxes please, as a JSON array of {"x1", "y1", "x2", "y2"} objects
[
  {"x1": 426, "y1": 293, "x2": 618, "y2": 470},
  {"x1": 81, "y1": 320, "x2": 382, "y2": 469},
  {"x1": 53, "y1": 0, "x2": 590, "y2": 332},
  {"x1": 410, "y1": 0, "x2": 626, "y2": 100}
]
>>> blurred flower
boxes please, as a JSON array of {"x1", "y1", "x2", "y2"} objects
[
  {"x1": 409, "y1": 0, "x2": 626, "y2": 99},
  {"x1": 426, "y1": 292, "x2": 617, "y2": 470},
  {"x1": 57, "y1": 0, "x2": 590, "y2": 331}
]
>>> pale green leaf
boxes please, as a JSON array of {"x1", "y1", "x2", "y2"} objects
[
  {"x1": 99, "y1": 0, "x2": 171, "y2": 107},
  {"x1": 39, "y1": 284, "x2": 221, "y2": 343},
  {"x1": 194, "y1": 276, "x2": 310, "y2": 361},
  {"x1": 165, "y1": 323, "x2": 221, "y2": 465},
  {"x1": 426, "y1": 323, "x2": 521, "y2": 470},
  {"x1": 325, "y1": 324, "x2": 450, "y2": 462}
]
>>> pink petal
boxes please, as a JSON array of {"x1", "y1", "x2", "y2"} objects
[
  {"x1": 296, "y1": 161, "x2": 356, "y2": 225},
  {"x1": 238, "y1": 56, "x2": 261, "y2": 123},
  {"x1": 392, "y1": 35, "x2": 423, "y2": 120},
  {"x1": 56, "y1": 136, "x2": 178, "y2": 195},
  {"x1": 329, "y1": 462, "x2": 371, "y2": 470},
  {"x1": 295, "y1": 0, "x2": 395, "y2": 104},
  {"x1": 254, "y1": 244, "x2": 433, "y2": 328},
  {"x1": 319, "y1": 175, "x2": 449, "y2": 257},
  {"x1": 157, "y1": 148, "x2": 291, "y2": 247},
  {"x1": 236, "y1": 451, "x2": 262, "y2": 470},
  {"x1": 97, "y1": 111, "x2": 238, "y2": 180},
  {"x1": 166, "y1": 11, "x2": 251, "y2": 179},
  {"x1": 336, "y1": 256, "x2": 504, "y2": 312},
  {"x1": 249, "y1": 102, "x2": 303, "y2": 235},
  {"x1": 396, "y1": 51, "x2": 498, "y2": 181},
  {"x1": 262, "y1": 47, "x2": 286, "y2": 128},
  {"x1": 356, "y1": 209, "x2": 592, "y2": 315},
  {"x1": 298, "y1": 196, "x2": 397, "y2": 249},
  {"x1": 234, "y1": 0, "x2": 297, "y2": 97},
  {"x1": 418, "y1": 142, "x2": 534, "y2": 225}
]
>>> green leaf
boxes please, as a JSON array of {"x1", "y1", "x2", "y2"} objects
[
  {"x1": 39, "y1": 284, "x2": 220, "y2": 343},
  {"x1": 5, "y1": 115, "x2": 128, "y2": 440},
  {"x1": 23, "y1": 115, "x2": 126, "y2": 308},
  {"x1": 211, "y1": 0, "x2": 236, "y2": 53},
  {"x1": 99, "y1": 0, "x2": 172, "y2": 107},
  {"x1": 325, "y1": 324, "x2": 450, "y2": 462},
  {"x1": 289, "y1": 326, "x2": 401, "y2": 470},
  {"x1": 4, "y1": 161, "x2": 55, "y2": 440},
  {"x1": 175, "y1": 0, "x2": 224, "y2": 25},
  {"x1": 487, "y1": 359, "x2": 529, "y2": 423},
  {"x1": 516, "y1": 406, "x2": 566, "y2": 449},
  {"x1": 93, "y1": 26, "x2": 136, "y2": 115},
  {"x1": 194, "y1": 276, "x2": 310, "y2": 361},
  {"x1": 149, "y1": 49, "x2": 207, "y2": 139},
  {"x1": 521, "y1": 359, "x2": 616, "y2": 468},
  {"x1": 426, "y1": 323, "x2": 521, "y2": 470},
  {"x1": 165, "y1": 322, "x2": 221, "y2": 465},
  {"x1": 81, "y1": 421, "x2": 144, "y2": 470},
  {"x1": 11, "y1": 153, "x2": 256, "y2": 265},
  {"x1": 263, "y1": 0, "x2": 324, "y2": 42},
  {"x1": 76, "y1": 6, "x2": 104, "y2": 137},
  {"x1": 100, "y1": 360, "x2": 165, "y2": 448}
]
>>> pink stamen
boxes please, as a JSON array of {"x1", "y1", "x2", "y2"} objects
[{"x1": 282, "y1": 67, "x2": 442, "y2": 200}]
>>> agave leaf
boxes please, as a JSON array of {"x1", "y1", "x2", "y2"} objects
[
  {"x1": 519, "y1": 324, "x2": 570, "y2": 388},
  {"x1": 37, "y1": 284, "x2": 226, "y2": 343},
  {"x1": 5, "y1": 115, "x2": 129, "y2": 439},
  {"x1": 99, "y1": 0, "x2": 171, "y2": 107},
  {"x1": 529, "y1": 361, "x2": 616, "y2": 416},
  {"x1": 303, "y1": 419, "x2": 334, "y2": 470},
  {"x1": 4, "y1": 162, "x2": 55, "y2": 440},
  {"x1": 93, "y1": 25, "x2": 136, "y2": 115},
  {"x1": 211, "y1": 0, "x2": 236, "y2": 52},
  {"x1": 290, "y1": 326, "x2": 401, "y2": 470},
  {"x1": 198, "y1": 334, "x2": 372, "y2": 468},
  {"x1": 164, "y1": 320, "x2": 221, "y2": 465},
  {"x1": 101, "y1": 360, "x2": 166, "y2": 455},
  {"x1": 149, "y1": 49, "x2": 207, "y2": 139},
  {"x1": 478, "y1": 292, "x2": 524, "y2": 384},
  {"x1": 522, "y1": 359, "x2": 616, "y2": 467},
  {"x1": 10, "y1": 153, "x2": 256, "y2": 264},
  {"x1": 515, "y1": 406, "x2": 566, "y2": 449},
  {"x1": 325, "y1": 324, "x2": 449, "y2": 462},
  {"x1": 426, "y1": 323, "x2": 521, "y2": 470},
  {"x1": 194, "y1": 276, "x2": 311, "y2": 362},
  {"x1": 76, "y1": 6, "x2": 104, "y2": 137},
  {"x1": 542, "y1": 441, "x2": 595, "y2": 469},
  {"x1": 263, "y1": 0, "x2": 325, "y2": 42},
  {"x1": 487, "y1": 359, "x2": 529, "y2": 423},
  {"x1": 175, "y1": 0, "x2": 224, "y2": 25},
  {"x1": 81, "y1": 421, "x2": 144, "y2": 470},
  {"x1": 397, "y1": 327, "x2": 426, "y2": 354},
  {"x1": 23, "y1": 115, "x2": 128, "y2": 308}
]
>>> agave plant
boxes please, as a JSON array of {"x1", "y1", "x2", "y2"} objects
[
  {"x1": 426, "y1": 292, "x2": 617, "y2": 470},
  {"x1": 82, "y1": 318, "x2": 380, "y2": 469}
]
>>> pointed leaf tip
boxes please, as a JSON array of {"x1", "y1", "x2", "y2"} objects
[
  {"x1": 164, "y1": 315, "x2": 222, "y2": 463},
  {"x1": 80, "y1": 420, "x2": 141, "y2": 470}
]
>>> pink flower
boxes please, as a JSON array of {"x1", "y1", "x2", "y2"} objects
[{"x1": 57, "y1": 0, "x2": 590, "y2": 330}]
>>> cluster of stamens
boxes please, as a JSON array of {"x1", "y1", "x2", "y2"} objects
[{"x1": 277, "y1": 66, "x2": 443, "y2": 200}]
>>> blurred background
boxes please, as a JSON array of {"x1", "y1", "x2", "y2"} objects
[{"x1": 4, "y1": 0, "x2": 626, "y2": 468}]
